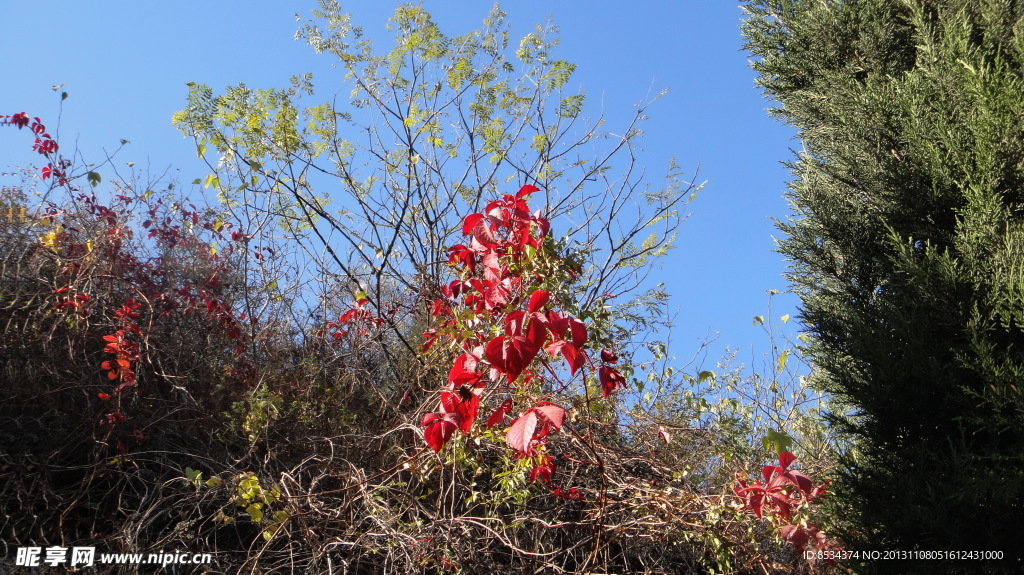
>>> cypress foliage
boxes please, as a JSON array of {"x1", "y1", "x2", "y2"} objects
[{"x1": 742, "y1": 1, "x2": 1024, "y2": 571}]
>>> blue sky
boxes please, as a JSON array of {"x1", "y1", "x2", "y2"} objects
[{"x1": 0, "y1": 1, "x2": 798, "y2": 373}]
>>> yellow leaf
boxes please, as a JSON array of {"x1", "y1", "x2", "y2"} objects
[{"x1": 246, "y1": 503, "x2": 264, "y2": 522}]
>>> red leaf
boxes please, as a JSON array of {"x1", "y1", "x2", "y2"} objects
[
  {"x1": 507, "y1": 402, "x2": 566, "y2": 456},
  {"x1": 808, "y1": 480, "x2": 830, "y2": 501},
  {"x1": 422, "y1": 412, "x2": 461, "y2": 452},
  {"x1": 485, "y1": 335, "x2": 539, "y2": 382},
  {"x1": 532, "y1": 402, "x2": 566, "y2": 432},
  {"x1": 506, "y1": 410, "x2": 539, "y2": 454},
  {"x1": 439, "y1": 390, "x2": 480, "y2": 432},
  {"x1": 447, "y1": 245, "x2": 476, "y2": 271},
  {"x1": 526, "y1": 316, "x2": 547, "y2": 349},
  {"x1": 504, "y1": 310, "x2": 527, "y2": 336},
  {"x1": 465, "y1": 214, "x2": 501, "y2": 247},
  {"x1": 447, "y1": 352, "x2": 481, "y2": 388},
  {"x1": 530, "y1": 458, "x2": 556, "y2": 484},
  {"x1": 568, "y1": 318, "x2": 587, "y2": 348},
  {"x1": 422, "y1": 329, "x2": 440, "y2": 352},
  {"x1": 600, "y1": 349, "x2": 618, "y2": 364},
  {"x1": 481, "y1": 277, "x2": 513, "y2": 309},
  {"x1": 97, "y1": 393, "x2": 111, "y2": 401},
  {"x1": 461, "y1": 213, "x2": 484, "y2": 236},
  {"x1": 527, "y1": 290, "x2": 550, "y2": 313},
  {"x1": 486, "y1": 399, "x2": 513, "y2": 429},
  {"x1": 544, "y1": 340, "x2": 584, "y2": 375},
  {"x1": 544, "y1": 311, "x2": 568, "y2": 339},
  {"x1": 516, "y1": 184, "x2": 539, "y2": 198},
  {"x1": 777, "y1": 451, "x2": 797, "y2": 471},
  {"x1": 598, "y1": 366, "x2": 626, "y2": 397},
  {"x1": 780, "y1": 524, "x2": 812, "y2": 552},
  {"x1": 481, "y1": 251, "x2": 502, "y2": 282}
]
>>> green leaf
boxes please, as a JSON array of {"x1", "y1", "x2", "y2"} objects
[
  {"x1": 761, "y1": 429, "x2": 794, "y2": 454},
  {"x1": 87, "y1": 171, "x2": 102, "y2": 188},
  {"x1": 753, "y1": 315, "x2": 765, "y2": 325}
]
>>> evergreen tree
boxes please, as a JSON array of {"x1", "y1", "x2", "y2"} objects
[{"x1": 742, "y1": 1, "x2": 1024, "y2": 572}]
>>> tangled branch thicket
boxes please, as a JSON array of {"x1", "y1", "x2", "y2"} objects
[
  {"x1": 0, "y1": 174, "x2": 834, "y2": 574},
  {"x1": 1, "y1": 4, "x2": 842, "y2": 572}
]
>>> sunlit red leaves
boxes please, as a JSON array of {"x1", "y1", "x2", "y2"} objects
[
  {"x1": 598, "y1": 366, "x2": 626, "y2": 398},
  {"x1": 421, "y1": 385, "x2": 484, "y2": 452},
  {"x1": 530, "y1": 454, "x2": 556, "y2": 484},
  {"x1": 420, "y1": 186, "x2": 595, "y2": 476},
  {"x1": 457, "y1": 185, "x2": 550, "y2": 258},
  {"x1": 422, "y1": 412, "x2": 461, "y2": 453},
  {"x1": 100, "y1": 359, "x2": 132, "y2": 380},
  {"x1": 439, "y1": 390, "x2": 479, "y2": 433},
  {"x1": 33, "y1": 137, "x2": 58, "y2": 154},
  {"x1": 733, "y1": 451, "x2": 839, "y2": 560},
  {"x1": 2, "y1": 112, "x2": 62, "y2": 182},
  {"x1": 447, "y1": 244, "x2": 477, "y2": 272},
  {"x1": 486, "y1": 399, "x2": 513, "y2": 429},
  {"x1": 543, "y1": 339, "x2": 584, "y2": 375},
  {"x1": 485, "y1": 335, "x2": 538, "y2": 383},
  {"x1": 447, "y1": 352, "x2": 482, "y2": 388},
  {"x1": 515, "y1": 184, "x2": 539, "y2": 199},
  {"x1": 485, "y1": 311, "x2": 547, "y2": 383},
  {"x1": 4, "y1": 112, "x2": 30, "y2": 129},
  {"x1": 506, "y1": 402, "x2": 566, "y2": 456},
  {"x1": 527, "y1": 289, "x2": 550, "y2": 313},
  {"x1": 568, "y1": 318, "x2": 587, "y2": 349},
  {"x1": 102, "y1": 332, "x2": 130, "y2": 356},
  {"x1": 462, "y1": 212, "x2": 502, "y2": 248}
]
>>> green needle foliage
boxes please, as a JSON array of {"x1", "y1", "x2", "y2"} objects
[{"x1": 743, "y1": 1, "x2": 1024, "y2": 572}]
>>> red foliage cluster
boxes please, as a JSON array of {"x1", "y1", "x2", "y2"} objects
[
  {"x1": 420, "y1": 185, "x2": 627, "y2": 492},
  {"x1": 313, "y1": 298, "x2": 387, "y2": 342},
  {"x1": 5, "y1": 111, "x2": 261, "y2": 430},
  {"x1": 735, "y1": 452, "x2": 841, "y2": 563},
  {"x1": 1, "y1": 112, "x2": 67, "y2": 184}
]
